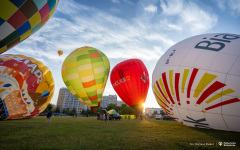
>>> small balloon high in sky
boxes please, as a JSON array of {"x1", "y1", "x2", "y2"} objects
[{"x1": 58, "y1": 50, "x2": 63, "y2": 56}]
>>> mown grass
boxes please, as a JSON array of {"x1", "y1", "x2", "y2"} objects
[{"x1": 0, "y1": 116, "x2": 240, "y2": 150}]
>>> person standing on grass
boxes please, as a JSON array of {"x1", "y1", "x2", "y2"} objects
[
  {"x1": 105, "y1": 113, "x2": 107, "y2": 122},
  {"x1": 46, "y1": 110, "x2": 53, "y2": 124}
]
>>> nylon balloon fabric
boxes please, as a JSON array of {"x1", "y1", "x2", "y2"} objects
[
  {"x1": 62, "y1": 46, "x2": 110, "y2": 109},
  {"x1": 110, "y1": 59, "x2": 149, "y2": 107},
  {"x1": 0, "y1": 0, "x2": 59, "y2": 54},
  {"x1": 0, "y1": 54, "x2": 54, "y2": 120},
  {"x1": 152, "y1": 33, "x2": 240, "y2": 132}
]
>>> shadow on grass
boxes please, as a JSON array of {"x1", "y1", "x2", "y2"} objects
[{"x1": 192, "y1": 127, "x2": 240, "y2": 146}]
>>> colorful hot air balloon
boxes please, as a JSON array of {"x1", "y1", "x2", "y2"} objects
[
  {"x1": 62, "y1": 46, "x2": 110, "y2": 112},
  {"x1": 110, "y1": 59, "x2": 149, "y2": 109},
  {"x1": 152, "y1": 33, "x2": 240, "y2": 132},
  {"x1": 0, "y1": 54, "x2": 54, "y2": 120},
  {"x1": 0, "y1": 0, "x2": 59, "y2": 54},
  {"x1": 58, "y1": 50, "x2": 63, "y2": 56}
]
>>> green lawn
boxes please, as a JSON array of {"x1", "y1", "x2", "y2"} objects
[{"x1": 0, "y1": 116, "x2": 239, "y2": 150}]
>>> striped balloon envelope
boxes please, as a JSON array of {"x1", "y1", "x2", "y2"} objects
[
  {"x1": 0, "y1": 0, "x2": 59, "y2": 54},
  {"x1": 0, "y1": 54, "x2": 54, "y2": 120},
  {"x1": 62, "y1": 46, "x2": 110, "y2": 111},
  {"x1": 152, "y1": 33, "x2": 240, "y2": 132}
]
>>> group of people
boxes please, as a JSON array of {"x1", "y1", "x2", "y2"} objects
[
  {"x1": 46, "y1": 110, "x2": 145, "y2": 123},
  {"x1": 97, "y1": 112, "x2": 109, "y2": 122}
]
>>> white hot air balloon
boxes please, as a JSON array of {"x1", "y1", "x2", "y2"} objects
[{"x1": 152, "y1": 33, "x2": 240, "y2": 132}]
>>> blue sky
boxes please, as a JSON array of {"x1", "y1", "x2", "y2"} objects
[{"x1": 8, "y1": 0, "x2": 240, "y2": 108}]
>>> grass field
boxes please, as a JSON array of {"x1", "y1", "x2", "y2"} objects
[{"x1": 1, "y1": 116, "x2": 240, "y2": 150}]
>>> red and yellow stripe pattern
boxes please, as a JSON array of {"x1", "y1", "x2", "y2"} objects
[{"x1": 153, "y1": 68, "x2": 240, "y2": 116}]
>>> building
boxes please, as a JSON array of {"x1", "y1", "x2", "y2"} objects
[
  {"x1": 145, "y1": 108, "x2": 163, "y2": 116},
  {"x1": 117, "y1": 100, "x2": 125, "y2": 106},
  {"x1": 100, "y1": 95, "x2": 117, "y2": 108},
  {"x1": 56, "y1": 88, "x2": 87, "y2": 114}
]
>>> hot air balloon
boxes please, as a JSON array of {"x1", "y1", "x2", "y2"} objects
[
  {"x1": 58, "y1": 50, "x2": 63, "y2": 56},
  {"x1": 0, "y1": 0, "x2": 59, "y2": 54},
  {"x1": 108, "y1": 109, "x2": 120, "y2": 115},
  {"x1": 62, "y1": 46, "x2": 110, "y2": 112},
  {"x1": 0, "y1": 54, "x2": 54, "y2": 120},
  {"x1": 110, "y1": 59, "x2": 149, "y2": 113},
  {"x1": 152, "y1": 33, "x2": 240, "y2": 132}
]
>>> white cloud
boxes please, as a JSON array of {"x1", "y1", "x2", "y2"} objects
[
  {"x1": 180, "y1": 2, "x2": 218, "y2": 34},
  {"x1": 145, "y1": 34, "x2": 175, "y2": 46},
  {"x1": 110, "y1": 7, "x2": 121, "y2": 14},
  {"x1": 144, "y1": 5, "x2": 157, "y2": 13},
  {"x1": 228, "y1": 0, "x2": 240, "y2": 16},
  {"x1": 167, "y1": 24, "x2": 182, "y2": 31},
  {"x1": 62, "y1": 0, "x2": 91, "y2": 12},
  {"x1": 212, "y1": 0, "x2": 240, "y2": 16},
  {"x1": 213, "y1": 0, "x2": 226, "y2": 10},
  {"x1": 112, "y1": 0, "x2": 120, "y2": 3},
  {"x1": 159, "y1": 0, "x2": 218, "y2": 34},
  {"x1": 160, "y1": 0, "x2": 183, "y2": 15}
]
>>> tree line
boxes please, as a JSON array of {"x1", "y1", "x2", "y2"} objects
[{"x1": 41, "y1": 103, "x2": 143, "y2": 116}]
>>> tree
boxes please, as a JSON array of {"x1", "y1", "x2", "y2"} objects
[
  {"x1": 81, "y1": 109, "x2": 86, "y2": 116},
  {"x1": 124, "y1": 106, "x2": 135, "y2": 115},
  {"x1": 94, "y1": 107, "x2": 103, "y2": 114},
  {"x1": 131, "y1": 104, "x2": 143, "y2": 117},
  {"x1": 70, "y1": 107, "x2": 77, "y2": 116},
  {"x1": 51, "y1": 106, "x2": 56, "y2": 112},
  {"x1": 86, "y1": 109, "x2": 91, "y2": 116},
  {"x1": 117, "y1": 104, "x2": 135, "y2": 115},
  {"x1": 55, "y1": 107, "x2": 60, "y2": 113},
  {"x1": 106, "y1": 103, "x2": 118, "y2": 111},
  {"x1": 89, "y1": 109, "x2": 95, "y2": 116},
  {"x1": 62, "y1": 108, "x2": 66, "y2": 114},
  {"x1": 152, "y1": 110, "x2": 158, "y2": 116},
  {"x1": 118, "y1": 104, "x2": 128, "y2": 114},
  {"x1": 160, "y1": 110, "x2": 166, "y2": 116},
  {"x1": 65, "y1": 107, "x2": 70, "y2": 115},
  {"x1": 43, "y1": 104, "x2": 53, "y2": 113}
]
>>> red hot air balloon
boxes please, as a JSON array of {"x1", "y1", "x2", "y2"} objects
[{"x1": 110, "y1": 59, "x2": 149, "y2": 108}]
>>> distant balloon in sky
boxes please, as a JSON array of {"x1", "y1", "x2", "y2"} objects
[
  {"x1": 0, "y1": 54, "x2": 54, "y2": 120},
  {"x1": 62, "y1": 46, "x2": 110, "y2": 112},
  {"x1": 58, "y1": 50, "x2": 63, "y2": 56},
  {"x1": 152, "y1": 33, "x2": 240, "y2": 132},
  {"x1": 0, "y1": 0, "x2": 59, "y2": 54},
  {"x1": 110, "y1": 59, "x2": 149, "y2": 107}
]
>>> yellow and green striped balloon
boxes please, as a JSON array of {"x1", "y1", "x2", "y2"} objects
[{"x1": 62, "y1": 46, "x2": 110, "y2": 110}]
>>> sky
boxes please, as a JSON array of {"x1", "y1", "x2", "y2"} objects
[{"x1": 7, "y1": 0, "x2": 240, "y2": 109}]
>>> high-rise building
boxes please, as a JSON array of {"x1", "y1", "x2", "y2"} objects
[
  {"x1": 56, "y1": 88, "x2": 87, "y2": 114},
  {"x1": 100, "y1": 95, "x2": 117, "y2": 108}
]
